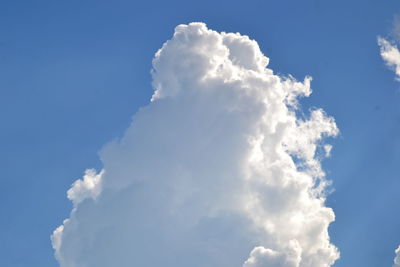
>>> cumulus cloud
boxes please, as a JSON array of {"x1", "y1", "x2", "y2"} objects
[
  {"x1": 378, "y1": 37, "x2": 400, "y2": 80},
  {"x1": 52, "y1": 23, "x2": 339, "y2": 267},
  {"x1": 394, "y1": 246, "x2": 400, "y2": 267},
  {"x1": 243, "y1": 242, "x2": 301, "y2": 267},
  {"x1": 66, "y1": 169, "x2": 104, "y2": 207}
]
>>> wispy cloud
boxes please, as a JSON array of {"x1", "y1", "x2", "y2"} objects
[
  {"x1": 391, "y1": 15, "x2": 400, "y2": 43},
  {"x1": 52, "y1": 23, "x2": 339, "y2": 267}
]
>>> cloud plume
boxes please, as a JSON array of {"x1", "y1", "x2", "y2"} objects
[{"x1": 52, "y1": 23, "x2": 339, "y2": 267}]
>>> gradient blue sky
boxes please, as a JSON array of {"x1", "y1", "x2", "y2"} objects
[{"x1": 1, "y1": 0, "x2": 399, "y2": 266}]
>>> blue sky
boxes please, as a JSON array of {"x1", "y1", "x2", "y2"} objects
[{"x1": 1, "y1": 0, "x2": 399, "y2": 266}]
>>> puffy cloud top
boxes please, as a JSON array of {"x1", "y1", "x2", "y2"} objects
[
  {"x1": 67, "y1": 169, "x2": 104, "y2": 207},
  {"x1": 52, "y1": 23, "x2": 339, "y2": 267}
]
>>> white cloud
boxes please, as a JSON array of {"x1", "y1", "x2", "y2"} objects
[
  {"x1": 67, "y1": 169, "x2": 104, "y2": 207},
  {"x1": 243, "y1": 241, "x2": 301, "y2": 267},
  {"x1": 378, "y1": 37, "x2": 400, "y2": 80},
  {"x1": 52, "y1": 22, "x2": 339, "y2": 267},
  {"x1": 394, "y1": 246, "x2": 400, "y2": 267}
]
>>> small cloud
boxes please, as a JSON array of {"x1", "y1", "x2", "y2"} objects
[
  {"x1": 394, "y1": 245, "x2": 400, "y2": 267},
  {"x1": 324, "y1": 144, "x2": 333, "y2": 157},
  {"x1": 377, "y1": 37, "x2": 400, "y2": 81}
]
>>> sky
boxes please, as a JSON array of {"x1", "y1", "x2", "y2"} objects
[{"x1": 0, "y1": 0, "x2": 400, "y2": 266}]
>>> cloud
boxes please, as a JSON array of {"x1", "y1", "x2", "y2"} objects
[
  {"x1": 66, "y1": 169, "x2": 104, "y2": 207},
  {"x1": 390, "y1": 15, "x2": 400, "y2": 43},
  {"x1": 377, "y1": 37, "x2": 400, "y2": 80},
  {"x1": 243, "y1": 242, "x2": 301, "y2": 267},
  {"x1": 394, "y1": 246, "x2": 400, "y2": 267},
  {"x1": 52, "y1": 22, "x2": 339, "y2": 267}
]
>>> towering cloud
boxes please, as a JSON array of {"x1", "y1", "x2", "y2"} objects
[
  {"x1": 378, "y1": 37, "x2": 400, "y2": 80},
  {"x1": 52, "y1": 23, "x2": 339, "y2": 267}
]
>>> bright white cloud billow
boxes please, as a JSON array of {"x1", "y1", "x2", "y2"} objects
[
  {"x1": 66, "y1": 169, "x2": 104, "y2": 207},
  {"x1": 52, "y1": 23, "x2": 339, "y2": 267},
  {"x1": 378, "y1": 37, "x2": 400, "y2": 80},
  {"x1": 394, "y1": 246, "x2": 400, "y2": 267}
]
